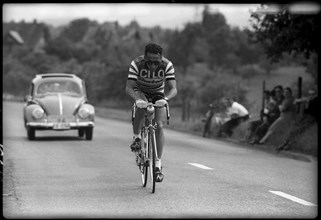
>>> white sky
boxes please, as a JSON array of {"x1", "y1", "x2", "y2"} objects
[{"x1": 3, "y1": 3, "x2": 261, "y2": 30}]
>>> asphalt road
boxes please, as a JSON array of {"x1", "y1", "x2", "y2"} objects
[{"x1": 2, "y1": 101, "x2": 318, "y2": 218}]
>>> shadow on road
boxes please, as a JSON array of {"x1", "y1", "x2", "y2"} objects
[{"x1": 27, "y1": 136, "x2": 86, "y2": 141}]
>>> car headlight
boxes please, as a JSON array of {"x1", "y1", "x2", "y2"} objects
[
  {"x1": 32, "y1": 107, "x2": 44, "y2": 119},
  {"x1": 78, "y1": 107, "x2": 90, "y2": 119}
]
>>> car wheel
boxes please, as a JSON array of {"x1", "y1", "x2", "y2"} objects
[
  {"x1": 78, "y1": 128, "x2": 84, "y2": 137},
  {"x1": 85, "y1": 127, "x2": 93, "y2": 140},
  {"x1": 27, "y1": 127, "x2": 36, "y2": 140}
]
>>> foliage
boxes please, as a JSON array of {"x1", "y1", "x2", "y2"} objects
[
  {"x1": 3, "y1": 5, "x2": 313, "y2": 121},
  {"x1": 3, "y1": 56, "x2": 34, "y2": 95},
  {"x1": 197, "y1": 73, "x2": 249, "y2": 114},
  {"x1": 202, "y1": 7, "x2": 231, "y2": 69},
  {"x1": 60, "y1": 18, "x2": 96, "y2": 43},
  {"x1": 237, "y1": 64, "x2": 265, "y2": 79},
  {"x1": 248, "y1": 4, "x2": 319, "y2": 62},
  {"x1": 44, "y1": 36, "x2": 73, "y2": 60}
]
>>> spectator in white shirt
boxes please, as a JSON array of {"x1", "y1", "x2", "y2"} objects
[{"x1": 218, "y1": 97, "x2": 250, "y2": 137}]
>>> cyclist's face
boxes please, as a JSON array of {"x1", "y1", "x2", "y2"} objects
[{"x1": 145, "y1": 52, "x2": 161, "y2": 71}]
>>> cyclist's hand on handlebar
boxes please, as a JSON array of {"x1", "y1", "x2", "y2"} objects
[
  {"x1": 135, "y1": 99, "x2": 148, "y2": 108},
  {"x1": 155, "y1": 99, "x2": 168, "y2": 107}
]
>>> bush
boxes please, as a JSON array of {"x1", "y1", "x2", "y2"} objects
[
  {"x1": 233, "y1": 114, "x2": 318, "y2": 157},
  {"x1": 290, "y1": 123, "x2": 318, "y2": 157},
  {"x1": 237, "y1": 64, "x2": 266, "y2": 79}
]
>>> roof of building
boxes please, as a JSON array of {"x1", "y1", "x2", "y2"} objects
[{"x1": 8, "y1": 30, "x2": 24, "y2": 44}]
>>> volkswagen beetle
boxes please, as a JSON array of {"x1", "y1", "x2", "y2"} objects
[{"x1": 23, "y1": 73, "x2": 95, "y2": 140}]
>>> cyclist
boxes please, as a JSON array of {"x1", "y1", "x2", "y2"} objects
[{"x1": 125, "y1": 43, "x2": 177, "y2": 182}]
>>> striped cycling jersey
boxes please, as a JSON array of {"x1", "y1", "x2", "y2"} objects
[{"x1": 128, "y1": 55, "x2": 175, "y2": 94}]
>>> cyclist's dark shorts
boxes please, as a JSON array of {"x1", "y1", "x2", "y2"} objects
[{"x1": 134, "y1": 89, "x2": 165, "y2": 104}]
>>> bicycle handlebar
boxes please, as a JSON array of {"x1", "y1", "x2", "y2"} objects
[{"x1": 132, "y1": 102, "x2": 170, "y2": 125}]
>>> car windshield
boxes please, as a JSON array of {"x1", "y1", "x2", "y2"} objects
[{"x1": 36, "y1": 81, "x2": 82, "y2": 97}]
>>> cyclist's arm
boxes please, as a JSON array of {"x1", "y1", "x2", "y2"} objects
[
  {"x1": 126, "y1": 79, "x2": 141, "y2": 102},
  {"x1": 165, "y1": 79, "x2": 177, "y2": 101}
]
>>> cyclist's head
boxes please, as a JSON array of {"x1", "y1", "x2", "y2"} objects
[
  {"x1": 145, "y1": 43, "x2": 162, "y2": 57},
  {"x1": 144, "y1": 43, "x2": 162, "y2": 71}
]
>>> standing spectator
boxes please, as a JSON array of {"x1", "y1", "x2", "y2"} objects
[
  {"x1": 218, "y1": 97, "x2": 250, "y2": 137},
  {"x1": 258, "y1": 87, "x2": 296, "y2": 144},
  {"x1": 203, "y1": 103, "x2": 216, "y2": 137},
  {"x1": 276, "y1": 88, "x2": 318, "y2": 151}
]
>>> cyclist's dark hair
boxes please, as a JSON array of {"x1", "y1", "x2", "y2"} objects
[{"x1": 145, "y1": 43, "x2": 162, "y2": 56}]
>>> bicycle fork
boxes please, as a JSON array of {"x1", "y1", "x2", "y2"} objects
[{"x1": 149, "y1": 126, "x2": 159, "y2": 163}]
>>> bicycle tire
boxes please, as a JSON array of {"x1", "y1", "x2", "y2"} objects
[
  {"x1": 149, "y1": 128, "x2": 156, "y2": 193},
  {"x1": 140, "y1": 161, "x2": 148, "y2": 187},
  {"x1": 140, "y1": 130, "x2": 148, "y2": 187}
]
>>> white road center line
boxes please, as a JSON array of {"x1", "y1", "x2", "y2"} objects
[
  {"x1": 188, "y1": 163, "x2": 213, "y2": 170},
  {"x1": 269, "y1": 190, "x2": 317, "y2": 206}
]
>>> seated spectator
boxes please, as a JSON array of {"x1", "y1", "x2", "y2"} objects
[
  {"x1": 273, "y1": 85, "x2": 285, "y2": 107},
  {"x1": 246, "y1": 90, "x2": 271, "y2": 141},
  {"x1": 249, "y1": 89, "x2": 280, "y2": 144},
  {"x1": 213, "y1": 112, "x2": 231, "y2": 126},
  {"x1": 218, "y1": 97, "x2": 250, "y2": 137},
  {"x1": 296, "y1": 88, "x2": 318, "y2": 121},
  {"x1": 276, "y1": 88, "x2": 318, "y2": 151},
  {"x1": 258, "y1": 87, "x2": 296, "y2": 144}
]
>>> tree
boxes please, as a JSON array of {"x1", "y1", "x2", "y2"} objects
[
  {"x1": 167, "y1": 23, "x2": 203, "y2": 121},
  {"x1": 44, "y1": 36, "x2": 73, "y2": 60},
  {"x1": 61, "y1": 18, "x2": 94, "y2": 43},
  {"x1": 202, "y1": 6, "x2": 231, "y2": 69},
  {"x1": 248, "y1": 4, "x2": 319, "y2": 62},
  {"x1": 230, "y1": 27, "x2": 262, "y2": 66}
]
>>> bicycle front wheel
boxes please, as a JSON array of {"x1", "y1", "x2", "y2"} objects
[
  {"x1": 140, "y1": 162, "x2": 148, "y2": 187},
  {"x1": 140, "y1": 132, "x2": 148, "y2": 187},
  {"x1": 149, "y1": 128, "x2": 157, "y2": 193}
]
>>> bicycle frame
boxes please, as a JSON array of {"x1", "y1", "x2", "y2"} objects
[{"x1": 132, "y1": 102, "x2": 170, "y2": 193}]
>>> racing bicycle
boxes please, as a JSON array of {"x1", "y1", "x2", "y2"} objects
[{"x1": 132, "y1": 101, "x2": 170, "y2": 193}]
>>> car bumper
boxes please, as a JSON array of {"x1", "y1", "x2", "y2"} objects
[{"x1": 26, "y1": 121, "x2": 94, "y2": 130}]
